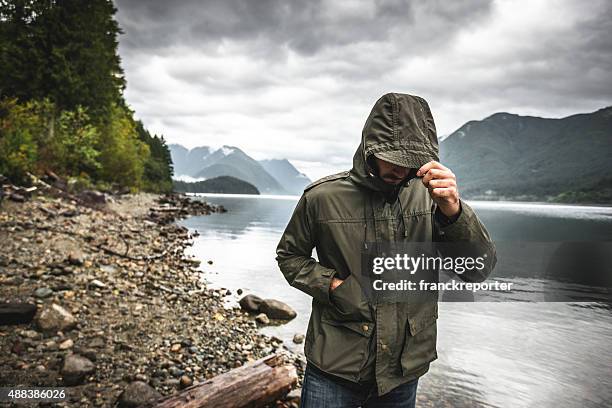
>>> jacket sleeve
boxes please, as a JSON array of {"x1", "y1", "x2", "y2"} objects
[
  {"x1": 434, "y1": 200, "x2": 497, "y2": 283},
  {"x1": 276, "y1": 194, "x2": 337, "y2": 305}
]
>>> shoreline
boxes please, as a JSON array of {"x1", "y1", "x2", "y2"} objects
[{"x1": 0, "y1": 192, "x2": 304, "y2": 407}]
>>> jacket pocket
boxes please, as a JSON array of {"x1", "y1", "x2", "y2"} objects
[
  {"x1": 310, "y1": 314, "x2": 374, "y2": 381},
  {"x1": 329, "y1": 274, "x2": 373, "y2": 322},
  {"x1": 400, "y1": 313, "x2": 438, "y2": 377}
]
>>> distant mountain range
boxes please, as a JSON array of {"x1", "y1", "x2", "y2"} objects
[
  {"x1": 169, "y1": 144, "x2": 311, "y2": 195},
  {"x1": 169, "y1": 106, "x2": 611, "y2": 203},
  {"x1": 440, "y1": 106, "x2": 612, "y2": 203},
  {"x1": 259, "y1": 159, "x2": 311, "y2": 194}
]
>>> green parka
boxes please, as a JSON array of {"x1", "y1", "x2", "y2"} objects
[{"x1": 276, "y1": 93, "x2": 496, "y2": 395}]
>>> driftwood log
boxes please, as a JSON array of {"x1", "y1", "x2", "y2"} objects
[
  {"x1": 152, "y1": 354, "x2": 297, "y2": 408},
  {"x1": 0, "y1": 303, "x2": 37, "y2": 325}
]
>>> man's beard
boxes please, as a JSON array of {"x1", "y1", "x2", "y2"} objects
[
  {"x1": 379, "y1": 168, "x2": 418, "y2": 186},
  {"x1": 379, "y1": 173, "x2": 405, "y2": 185}
]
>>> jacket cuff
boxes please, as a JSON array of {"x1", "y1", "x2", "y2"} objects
[
  {"x1": 436, "y1": 200, "x2": 476, "y2": 240},
  {"x1": 434, "y1": 203, "x2": 461, "y2": 226},
  {"x1": 317, "y1": 267, "x2": 337, "y2": 305}
]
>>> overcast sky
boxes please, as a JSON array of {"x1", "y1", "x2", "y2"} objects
[{"x1": 115, "y1": 0, "x2": 612, "y2": 180}]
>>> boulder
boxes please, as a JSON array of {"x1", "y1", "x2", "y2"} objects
[
  {"x1": 61, "y1": 354, "x2": 95, "y2": 385},
  {"x1": 35, "y1": 304, "x2": 77, "y2": 333},
  {"x1": 238, "y1": 294, "x2": 263, "y2": 313},
  {"x1": 259, "y1": 299, "x2": 297, "y2": 320},
  {"x1": 117, "y1": 381, "x2": 162, "y2": 408}
]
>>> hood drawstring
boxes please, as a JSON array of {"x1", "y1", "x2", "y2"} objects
[
  {"x1": 366, "y1": 193, "x2": 382, "y2": 307},
  {"x1": 363, "y1": 193, "x2": 380, "y2": 256},
  {"x1": 398, "y1": 193, "x2": 408, "y2": 238},
  {"x1": 363, "y1": 196, "x2": 368, "y2": 251},
  {"x1": 371, "y1": 194, "x2": 380, "y2": 256}
]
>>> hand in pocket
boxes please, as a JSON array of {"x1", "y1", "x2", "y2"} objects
[{"x1": 330, "y1": 277, "x2": 345, "y2": 292}]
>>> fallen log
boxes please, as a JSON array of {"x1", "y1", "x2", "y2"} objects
[
  {"x1": 152, "y1": 354, "x2": 297, "y2": 408},
  {"x1": 0, "y1": 303, "x2": 37, "y2": 325}
]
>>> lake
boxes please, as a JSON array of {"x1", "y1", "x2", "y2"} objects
[{"x1": 179, "y1": 194, "x2": 612, "y2": 408}]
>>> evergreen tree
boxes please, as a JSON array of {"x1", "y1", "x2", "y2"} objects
[
  {"x1": 0, "y1": 0, "x2": 125, "y2": 121},
  {"x1": 0, "y1": 0, "x2": 174, "y2": 192},
  {"x1": 135, "y1": 120, "x2": 174, "y2": 193}
]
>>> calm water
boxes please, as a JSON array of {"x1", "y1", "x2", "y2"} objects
[{"x1": 179, "y1": 195, "x2": 612, "y2": 408}]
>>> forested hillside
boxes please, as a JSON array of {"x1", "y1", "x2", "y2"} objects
[
  {"x1": 0, "y1": 0, "x2": 173, "y2": 192},
  {"x1": 440, "y1": 107, "x2": 612, "y2": 204},
  {"x1": 173, "y1": 176, "x2": 260, "y2": 195}
]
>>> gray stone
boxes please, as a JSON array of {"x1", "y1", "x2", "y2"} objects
[
  {"x1": 59, "y1": 339, "x2": 74, "y2": 350},
  {"x1": 21, "y1": 329, "x2": 39, "y2": 339},
  {"x1": 286, "y1": 388, "x2": 302, "y2": 402},
  {"x1": 89, "y1": 279, "x2": 106, "y2": 289},
  {"x1": 259, "y1": 299, "x2": 297, "y2": 320},
  {"x1": 34, "y1": 287, "x2": 53, "y2": 298},
  {"x1": 117, "y1": 381, "x2": 161, "y2": 408},
  {"x1": 67, "y1": 251, "x2": 84, "y2": 266},
  {"x1": 255, "y1": 313, "x2": 270, "y2": 325},
  {"x1": 88, "y1": 336, "x2": 105, "y2": 348},
  {"x1": 61, "y1": 354, "x2": 95, "y2": 385},
  {"x1": 168, "y1": 366, "x2": 183, "y2": 377},
  {"x1": 100, "y1": 265, "x2": 117, "y2": 274},
  {"x1": 292, "y1": 333, "x2": 305, "y2": 344},
  {"x1": 35, "y1": 304, "x2": 77, "y2": 333}
]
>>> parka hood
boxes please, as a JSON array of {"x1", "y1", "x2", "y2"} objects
[{"x1": 349, "y1": 93, "x2": 439, "y2": 194}]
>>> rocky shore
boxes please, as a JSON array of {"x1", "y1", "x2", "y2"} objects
[{"x1": 0, "y1": 191, "x2": 304, "y2": 407}]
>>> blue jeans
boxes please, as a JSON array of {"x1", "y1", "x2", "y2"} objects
[{"x1": 300, "y1": 364, "x2": 418, "y2": 408}]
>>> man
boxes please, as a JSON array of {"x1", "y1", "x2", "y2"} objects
[{"x1": 276, "y1": 93, "x2": 496, "y2": 407}]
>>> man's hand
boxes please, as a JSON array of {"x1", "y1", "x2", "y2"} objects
[
  {"x1": 330, "y1": 277, "x2": 344, "y2": 292},
  {"x1": 417, "y1": 161, "x2": 460, "y2": 218}
]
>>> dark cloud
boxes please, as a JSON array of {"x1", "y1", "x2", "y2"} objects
[
  {"x1": 116, "y1": 0, "x2": 492, "y2": 56},
  {"x1": 114, "y1": 0, "x2": 612, "y2": 179}
]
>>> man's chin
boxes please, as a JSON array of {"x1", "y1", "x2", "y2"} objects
[{"x1": 382, "y1": 178, "x2": 402, "y2": 185}]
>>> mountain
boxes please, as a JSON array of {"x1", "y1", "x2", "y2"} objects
[
  {"x1": 173, "y1": 176, "x2": 259, "y2": 195},
  {"x1": 440, "y1": 107, "x2": 612, "y2": 203},
  {"x1": 169, "y1": 144, "x2": 288, "y2": 194},
  {"x1": 168, "y1": 144, "x2": 220, "y2": 177},
  {"x1": 193, "y1": 146, "x2": 287, "y2": 194},
  {"x1": 259, "y1": 159, "x2": 311, "y2": 195}
]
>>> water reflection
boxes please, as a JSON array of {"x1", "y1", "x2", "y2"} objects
[{"x1": 179, "y1": 195, "x2": 612, "y2": 408}]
